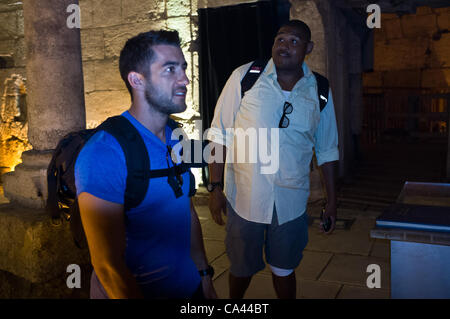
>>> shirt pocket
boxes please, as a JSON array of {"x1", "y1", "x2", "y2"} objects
[{"x1": 289, "y1": 97, "x2": 319, "y2": 133}]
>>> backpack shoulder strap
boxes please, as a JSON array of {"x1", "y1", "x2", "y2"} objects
[
  {"x1": 312, "y1": 71, "x2": 329, "y2": 112},
  {"x1": 241, "y1": 59, "x2": 269, "y2": 98},
  {"x1": 166, "y1": 118, "x2": 200, "y2": 197},
  {"x1": 97, "y1": 116, "x2": 149, "y2": 211}
]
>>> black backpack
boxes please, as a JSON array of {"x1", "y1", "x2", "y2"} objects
[
  {"x1": 46, "y1": 115, "x2": 204, "y2": 249},
  {"x1": 241, "y1": 59, "x2": 330, "y2": 111}
]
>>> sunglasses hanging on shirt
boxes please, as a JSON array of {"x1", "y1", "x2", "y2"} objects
[{"x1": 279, "y1": 101, "x2": 293, "y2": 128}]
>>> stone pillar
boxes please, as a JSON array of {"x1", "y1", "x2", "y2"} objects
[
  {"x1": 2, "y1": 0, "x2": 86, "y2": 208},
  {"x1": 0, "y1": 0, "x2": 90, "y2": 298}
]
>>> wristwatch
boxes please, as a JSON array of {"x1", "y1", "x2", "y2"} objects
[
  {"x1": 206, "y1": 181, "x2": 223, "y2": 192},
  {"x1": 198, "y1": 265, "x2": 214, "y2": 277}
]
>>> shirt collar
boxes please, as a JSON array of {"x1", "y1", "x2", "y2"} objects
[{"x1": 265, "y1": 59, "x2": 313, "y2": 80}]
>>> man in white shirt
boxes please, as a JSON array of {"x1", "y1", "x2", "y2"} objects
[{"x1": 206, "y1": 20, "x2": 339, "y2": 299}]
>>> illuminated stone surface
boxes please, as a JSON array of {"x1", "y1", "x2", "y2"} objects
[{"x1": 0, "y1": 204, "x2": 90, "y2": 284}]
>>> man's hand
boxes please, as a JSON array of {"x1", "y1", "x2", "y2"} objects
[
  {"x1": 319, "y1": 161, "x2": 338, "y2": 235},
  {"x1": 201, "y1": 276, "x2": 218, "y2": 299},
  {"x1": 208, "y1": 188, "x2": 227, "y2": 225},
  {"x1": 319, "y1": 203, "x2": 337, "y2": 235}
]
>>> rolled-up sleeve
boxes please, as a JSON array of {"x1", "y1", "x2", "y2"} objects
[
  {"x1": 314, "y1": 90, "x2": 339, "y2": 166},
  {"x1": 205, "y1": 63, "x2": 251, "y2": 148}
]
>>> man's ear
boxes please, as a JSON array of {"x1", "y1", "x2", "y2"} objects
[
  {"x1": 306, "y1": 41, "x2": 314, "y2": 55},
  {"x1": 127, "y1": 72, "x2": 145, "y2": 90}
]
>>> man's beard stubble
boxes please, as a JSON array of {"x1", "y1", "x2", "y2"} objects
[{"x1": 144, "y1": 79, "x2": 187, "y2": 115}]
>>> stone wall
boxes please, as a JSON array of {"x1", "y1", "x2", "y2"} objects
[
  {"x1": 363, "y1": 6, "x2": 450, "y2": 91},
  {"x1": 0, "y1": 1, "x2": 25, "y2": 89},
  {"x1": 78, "y1": 0, "x2": 201, "y2": 129},
  {"x1": 0, "y1": 1, "x2": 27, "y2": 174},
  {"x1": 0, "y1": 0, "x2": 266, "y2": 181},
  {"x1": 0, "y1": 0, "x2": 203, "y2": 177}
]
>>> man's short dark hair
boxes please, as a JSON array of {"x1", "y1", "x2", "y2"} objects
[
  {"x1": 279, "y1": 20, "x2": 311, "y2": 42},
  {"x1": 119, "y1": 30, "x2": 181, "y2": 99}
]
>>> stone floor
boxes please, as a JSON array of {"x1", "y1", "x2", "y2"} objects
[{"x1": 195, "y1": 190, "x2": 391, "y2": 299}]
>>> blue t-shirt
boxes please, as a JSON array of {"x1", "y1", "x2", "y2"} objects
[{"x1": 75, "y1": 111, "x2": 201, "y2": 298}]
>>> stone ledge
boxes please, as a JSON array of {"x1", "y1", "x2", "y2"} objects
[
  {"x1": 2, "y1": 164, "x2": 47, "y2": 209},
  {"x1": 0, "y1": 204, "x2": 90, "y2": 283},
  {"x1": 0, "y1": 265, "x2": 91, "y2": 298}
]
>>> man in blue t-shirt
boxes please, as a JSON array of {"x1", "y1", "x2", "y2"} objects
[{"x1": 75, "y1": 30, "x2": 217, "y2": 299}]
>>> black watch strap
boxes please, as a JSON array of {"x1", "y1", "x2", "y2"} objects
[{"x1": 198, "y1": 265, "x2": 214, "y2": 277}]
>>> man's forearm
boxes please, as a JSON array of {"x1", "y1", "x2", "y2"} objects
[
  {"x1": 320, "y1": 160, "x2": 338, "y2": 207},
  {"x1": 208, "y1": 142, "x2": 227, "y2": 183},
  {"x1": 94, "y1": 261, "x2": 144, "y2": 299}
]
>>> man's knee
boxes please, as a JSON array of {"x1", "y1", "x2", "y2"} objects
[{"x1": 269, "y1": 264, "x2": 294, "y2": 277}]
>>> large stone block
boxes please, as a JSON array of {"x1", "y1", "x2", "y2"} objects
[
  {"x1": 82, "y1": 60, "x2": 95, "y2": 93},
  {"x1": 383, "y1": 69, "x2": 421, "y2": 88},
  {"x1": 0, "y1": 204, "x2": 90, "y2": 284},
  {"x1": 381, "y1": 13, "x2": 398, "y2": 21},
  {"x1": 2, "y1": 150, "x2": 53, "y2": 209},
  {"x1": 167, "y1": 17, "x2": 192, "y2": 46},
  {"x1": 79, "y1": 0, "x2": 94, "y2": 28},
  {"x1": 401, "y1": 14, "x2": 437, "y2": 38},
  {"x1": 0, "y1": 39, "x2": 14, "y2": 55},
  {"x1": 437, "y1": 10, "x2": 450, "y2": 30},
  {"x1": 431, "y1": 33, "x2": 450, "y2": 67},
  {"x1": 122, "y1": 0, "x2": 166, "y2": 22},
  {"x1": 103, "y1": 20, "x2": 167, "y2": 58},
  {"x1": 415, "y1": 6, "x2": 433, "y2": 15},
  {"x1": 0, "y1": 0, "x2": 22, "y2": 12},
  {"x1": 0, "y1": 11, "x2": 18, "y2": 41},
  {"x1": 435, "y1": 7, "x2": 450, "y2": 13},
  {"x1": 85, "y1": 90, "x2": 130, "y2": 126},
  {"x1": 91, "y1": 0, "x2": 122, "y2": 28},
  {"x1": 80, "y1": 28, "x2": 105, "y2": 61},
  {"x1": 94, "y1": 59, "x2": 125, "y2": 91},
  {"x1": 383, "y1": 18, "x2": 403, "y2": 40},
  {"x1": 421, "y1": 68, "x2": 450, "y2": 88},
  {"x1": 374, "y1": 38, "x2": 427, "y2": 71},
  {"x1": 373, "y1": 26, "x2": 386, "y2": 43},
  {"x1": 168, "y1": 0, "x2": 191, "y2": 17}
]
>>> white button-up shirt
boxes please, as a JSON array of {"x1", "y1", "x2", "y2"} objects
[{"x1": 206, "y1": 59, "x2": 339, "y2": 225}]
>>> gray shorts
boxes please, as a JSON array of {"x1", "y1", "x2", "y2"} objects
[{"x1": 225, "y1": 203, "x2": 309, "y2": 277}]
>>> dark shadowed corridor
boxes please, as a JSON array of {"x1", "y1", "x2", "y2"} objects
[{"x1": 339, "y1": 139, "x2": 448, "y2": 209}]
